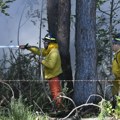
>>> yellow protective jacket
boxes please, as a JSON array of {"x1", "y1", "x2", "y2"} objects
[
  {"x1": 112, "y1": 50, "x2": 120, "y2": 80},
  {"x1": 27, "y1": 43, "x2": 62, "y2": 79},
  {"x1": 112, "y1": 50, "x2": 120, "y2": 94}
]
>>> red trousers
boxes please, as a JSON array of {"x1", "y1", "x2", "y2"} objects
[{"x1": 48, "y1": 77, "x2": 62, "y2": 108}]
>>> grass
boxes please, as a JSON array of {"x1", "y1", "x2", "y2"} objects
[{"x1": 0, "y1": 97, "x2": 49, "y2": 120}]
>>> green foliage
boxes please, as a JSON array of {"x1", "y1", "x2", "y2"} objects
[
  {"x1": 113, "y1": 95, "x2": 120, "y2": 119},
  {"x1": 0, "y1": 0, "x2": 15, "y2": 16},
  {"x1": 97, "y1": 0, "x2": 107, "y2": 8},
  {"x1": 98, "y1": 96, "x2": 120, "y2": 120},
  {"x1": 98, "y1": 99, "x2": 113, "y2": 120},
  {"x1": 10, "y1": 97, "x2": 34, "y2": 120},
  {"x1": 0, "y1": 97, "x2": 48, "y2": 120},
  {"x1": 0, "y1": 53, "x2": 39, "y2": 80},
  {"x1": 0, "y1": 51, "x2": 51, "y2": 116}
]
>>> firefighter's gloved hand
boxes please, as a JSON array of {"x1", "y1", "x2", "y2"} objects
[
  {"x1": 19, "y1": 43, "x2": 29, "y2": 49},
  {"x1": 38, "y1": 57, "x2": 43, "y2": 64},
  {"x1": 39, "y1": 59, "x2": 43, "y2": 64}
]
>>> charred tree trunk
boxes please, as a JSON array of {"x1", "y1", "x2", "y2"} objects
[
  {"x1": 73, "y1": 0, "x2": 97, "y2": 105},
  {"x1": 57, "y1": 0, "x2": 73, "y2": 95},
  {"x1": 47, "y1": 0, "x2": 73, "y2": 95},
  {"x1": 47, "y1": 0, "x2": 58, "y2": 37}
]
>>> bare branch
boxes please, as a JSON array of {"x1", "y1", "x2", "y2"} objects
[
  {"x1": 61, "y1": 103, "x2": 101, "y2": 120},
  {"x1": 0, "y1": 81, "x2": 14, "y2": 98},
  {"x1": 97, "y1": 7, "x2": 110, "y2": 16},
  {"x1": 33, "y1": 100, "x2": 46, "y2": 116}
]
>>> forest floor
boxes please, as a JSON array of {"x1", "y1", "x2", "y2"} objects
[
  {"x1": 48, "y1": 117, "x2": 113, "y2": 120},
  {"x1": 82, "y1": 117, "x2": 113, "y2": 120}
]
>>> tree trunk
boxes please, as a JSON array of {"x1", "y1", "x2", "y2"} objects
[
  {"x1": 57, "y1": 0, "x2": 73, "y2": 94},
  {"x1": 47, "y1": 0, "x2": 58, "y2": 37},
  {"x1": 73, "y1": 0, "x2": 97, "y2": 105},
  {"x1": 47, "y1": 0, "x2": 73, "y2": 95}
]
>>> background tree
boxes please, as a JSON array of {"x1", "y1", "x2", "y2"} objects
[
  {"x1": 73, "y1": 0, "x2": 97, "y2": 105},
  {"x1": 95, "y1": 0, "x2": 120, "y2": 99},
  {"x1": 97, "y1": 0, "x2": 120, "y2": 80}
]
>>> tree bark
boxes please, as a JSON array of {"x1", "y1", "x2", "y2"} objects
[
  {"x1": 47, "y1": 0, "x2": 58, "y2": 37},
  {"x1": 57, "y1": 0, "x2": 73, "y2": 94},
  {"x1": 47, "y1": 0, "x2": 73, "y2": 95},
  {"x1": 74, "y1": 0, "x2": 97, "y2": 105}
]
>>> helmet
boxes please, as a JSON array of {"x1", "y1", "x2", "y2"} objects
[
  {"x1": 114, "y1": 33, "x2": 120, "y2": 41},
  {"x1": 43, "y1": 33, "x2": 56, "y2": 42},
  {"x1": 112, "y1": 33, "x2": 120, "y2": 44}
]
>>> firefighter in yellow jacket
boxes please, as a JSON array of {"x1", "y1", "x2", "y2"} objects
[
  {"x1": 19, "y1": 34, "x2": 63, "y2": 108},
  {"x1": 112, "y1": 33, "x2": 120, "y2": 96}
]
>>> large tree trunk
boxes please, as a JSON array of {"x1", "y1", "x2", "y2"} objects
[
  {"x1": 47, "y1": 0, "x2": 58, "y2": 37},
  {"x1": 73, "y1": 0, "x2": 97, "y2": 105},
  {"x1": 47, "y1": 0, "x2": 73, "y2": 95},
  {"x1": 57, "y1": 0, "x2": 73, "y2": 95}
]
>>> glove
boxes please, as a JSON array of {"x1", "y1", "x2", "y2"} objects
[
  {"x1": 19, "y1": 43, "x2": 29, "y2": 49},
  {"x1": 38, "y1": 57, "x2": 43, "y2": 64}
]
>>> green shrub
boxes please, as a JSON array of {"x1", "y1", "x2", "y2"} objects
[{"x1": 0, "y1": 97, "x2": 48, "y2": 120}]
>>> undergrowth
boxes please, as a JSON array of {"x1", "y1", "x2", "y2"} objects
[
  {"x1": 98, "y1": 95, "x2": 120, "y2": 120},
  {"x1": 0, "y1": 96, "x2": 48, "y2": 120}
]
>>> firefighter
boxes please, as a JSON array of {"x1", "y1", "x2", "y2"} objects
[
  {"x1": 112, "y1": 33, "x2": 120, "y2": 96},
  {"x1": 19, "y1": 34, "x2": 63, "y2": 109}
]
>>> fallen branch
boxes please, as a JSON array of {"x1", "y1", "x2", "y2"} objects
[
  {"x1": 61, "y1": 103, "x2": 101, "y2": 120},
  {"x1": 86, "y1": 94, "x2": 103, "y2": 103}
]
